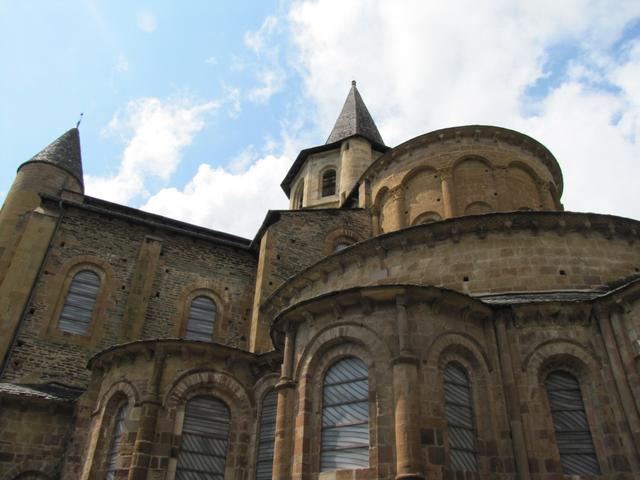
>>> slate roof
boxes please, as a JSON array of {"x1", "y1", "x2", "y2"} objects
[
  {"x1": 0, "y1": 382, "x2": 84, "y2": 403},
  {"x1": 326, "y1": 81, "x2": 385, "y2": 146},
  {"x1": 19, "y1": 128, "x2": 84, "y2": 187}
]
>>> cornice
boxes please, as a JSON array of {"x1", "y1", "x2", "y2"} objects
[{"x1": 262, "y1": 211, "x2": 640, "y2": 318}]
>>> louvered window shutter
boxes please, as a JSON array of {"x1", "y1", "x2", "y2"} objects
[
  {"x1": 321, "y1": 170, "x2": 336, "y2": 197},
  {"x1": 58, "y1": 270, "x2": 101, "y2": 335},
  {"x1": 320, "y1": 357, "x2": 369, "y2": 471},
  {"x1": 256, "y1": 389, "x2": 277, "y2": 480},
  {"x1": 185, "y1": 296, "x2": 217, "y2": 341},
  {"x1": 176, "y1": 396, "x2": 230, "y2": 480},
  {"x1": 545, "y1": 371, "x2": 600, "y2": 475},
  {"x1": 105, "y1": 404, "x2": 127, "y2": 480},
  {"x1": 443, "y1": 363, "x2": 478, "y2": 472}
]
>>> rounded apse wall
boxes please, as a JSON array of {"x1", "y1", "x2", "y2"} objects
[{"x1": 361, "y1": 126, "x2": 563, "y2": 234}]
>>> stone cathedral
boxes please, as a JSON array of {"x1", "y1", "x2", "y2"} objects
[{"x1": 1, "y1": 82, "x2": 639, "y2": 480}]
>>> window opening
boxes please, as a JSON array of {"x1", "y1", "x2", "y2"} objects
[
  {"x1": 105, "y1": 404, "x2": 128, "y2": 480},
  {"x1": 545, "y1": 371, "x2": 600, "y2": 475},
  {"x1": 322, "y1": 170, "x2": 337, "y2": 197},
  {"x1": 176, "y1": 396, "x2": 231, "y2": 480},
  {"x1": 443, "y1": 363, "x2": 478, "y2": 472},
  {"x1": 185, "y1": 296, "x2": 217, "y2": 342},
  {"x1": 320, "y1": 357, "x2": 369, "y2": 471},
  {"x1": 256, "y1": 390, "x2": 277, "y2": 480},
  {"x1": 58, "y1": 269, "x2": 101, "y2": 335}
]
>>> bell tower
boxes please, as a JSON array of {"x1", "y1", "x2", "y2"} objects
[{"x1": 280, "y1": 81, "x2": 388, "y2": 209}]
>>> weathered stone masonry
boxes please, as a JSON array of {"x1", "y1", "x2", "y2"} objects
[{"x1": 1, "y1": 83, "x2": 640, "y2": 480}]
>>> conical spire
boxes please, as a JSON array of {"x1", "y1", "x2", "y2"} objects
[
  {"x1": 22, "y1": 128, "x2": 83, "y2": 187},
  {"x1": 326, "y1": 80, "x2": 385, "y2": 146}
]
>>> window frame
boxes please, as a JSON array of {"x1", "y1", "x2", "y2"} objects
[
  {"x1": 442, "y1": 362, "x2": 479, "y2": 473},
  {"x1": 320, "y1": 168, "x2": 337, "y2": 198},
  {"x1": 319, "y1": 356, "x2": 371, "y2": 473},
  {"x1": 544, "y1": 369, "x2": 601, "y2": 476},
  {"x1": 45, "y1": 260, "x2": 110, "y2": 345},
  {"x1": 175, "y1": 288, "x2": 224, "y2": 342}
]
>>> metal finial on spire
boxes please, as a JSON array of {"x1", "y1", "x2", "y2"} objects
[
  {"x1": 76, "y1": 113, "x2": 83, "y2": 129},
  {"x1": 352, "y1": 80, "x2": 356, "y2": 87}
]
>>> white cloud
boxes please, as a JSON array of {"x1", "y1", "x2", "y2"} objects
[
  {"x1": 136, "y1": 9, "x2": 157, "y2": 33},
  {"x1": 115, "y1": 54, "x2": 129, "y2": 73},
  {"x1": 248, "y1": 69, "x2": 284, "y2": 103},
  {"x1": 244, "y1": 16, "x2": 278, "y2": 54},
  {"x1": 205, "y1": 56, "x2": 217, "y2": 65},
  {"x1": 288, "y1": 0, "x2": 640, "y2": 219},
  {"x1": 244, "y1": 15, "x2": 286, "y2": 103},
  {"x1": 141, "y1": 155, "x2": 290, "y2": 238},
  {"x1": 85, "y1": 96, "x2": 220, "y2": 204}
]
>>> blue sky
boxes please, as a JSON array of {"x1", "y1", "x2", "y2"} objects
[{"x1": 1, "y1": 1, "x2": 639, "y2": 237}]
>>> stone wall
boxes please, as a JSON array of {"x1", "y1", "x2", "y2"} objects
[{"x1": 2, "y1": 199, "x2": 257, "y2": 387}]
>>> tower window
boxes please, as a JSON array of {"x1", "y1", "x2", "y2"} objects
[
  {"x1": 293, "y1": 182, "x2": 304, "y2": 209},
  {"x1": 256, "y1": 389, "x2": 277, "y2": 480},
  {"x1": 176, "y1": 396, "x2": 231, "y2": 479},
  {"x1": 443, "y1": 363, "x2": 478, "y2": 472},
  {"x1": 58, "y1": 270, "x2": 101, "y2": 335},
  {"x1": 320, "y1": 357, "x2": 369, "y2": 471},
  {"x1": 322, "y1": 169, "x2": 337, "y2": 197},
  {"x1": 185, "y1": 296, "x2": 217, "y2": 342},
  {"x1": 545, "y1": 371, "x2": 600, "y2": 475}
]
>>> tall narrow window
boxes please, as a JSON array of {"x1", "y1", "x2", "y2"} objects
[
  {"x1": 443, "y1": 363, "x2": 478, "y2": 472},
  {"x1": 293, "y1": 182, "x2": 304, "y2": 209},
  {"x1": 545, "y1": 371, "x2": 600, "y2": 475},
  {"x1": 256, "y1": 389, "x2": 277, "y2": 480},
  {"x1": 320, "y1": 357, "x2": 369, "y2": 471},
  {"x1": 105, "y1": 404, "x2": 128, "y2": 480},
  {"x1": 321, "y1": 169, "x2": 336, "y2": 197},
  {"x1": 185, "y1": 296, "x2": 217, "y2": 341},
  {"x1": 58, "y1": 270, "x2": 101, "y2": 335},
  {"x1": 176, "y1": 396, "x2": 230, "y2": 480}
]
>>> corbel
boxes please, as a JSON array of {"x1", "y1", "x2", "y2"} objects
[
  {"x1": 555, "y1": 219, "x2": 567, "y2": 236},
  {"x1": 473, "y1": 128, "x2": 481, "y2": 141},
  {"x1": 580, "y1": 220, "x2": 592, "y2": 238},
  {"x1": 425, "y1": 231, "x2": 435, "y2": 248},
  {"x1": 475, "y1": 225, "x2": 487, "y2": 239},
  {"x1": 455, "y1": 130, "x2": 462, "y2": 143},
  {"x1": 606, "y1": 222, "x2": 615, "y2": 240},
  {"x1": 492, "y1": 130, "x2": 500, "y2": 143}
]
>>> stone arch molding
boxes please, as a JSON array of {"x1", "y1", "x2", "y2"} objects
[
  {"x1": 426, "y1": 331, "x2": 493, "y2": 375},
  {"x1": 1, "y1": 463, "x2": 54, "y2": 480},
  {"x1": 294, "y1": 322, "x2": 393, "y2": 383},
  {"x1": 94, "y1": 379, "x2": 141, "y2": 415},
  {"x1": 164, "y1": 368, "x2": 253, "y2": 416},
  {"x1": 522, "y1": 339, "x2": 601, "y2": 380}
]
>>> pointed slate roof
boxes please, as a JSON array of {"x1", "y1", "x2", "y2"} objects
[
  {"x1": 280, "y1": 82, "x2": 390, "y2": 196},
  {"x1": 20, "y1": 128, "x2": 84, "y2": 187},
  {"x1": 326, "y1": 80, "x2": 385, "y2": 146}
]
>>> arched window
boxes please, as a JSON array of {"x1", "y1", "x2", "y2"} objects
[
  {"x1": 105, "y1": 404, "x2": 128, "y2": 480},
  {"x1": 545, "y1": 371, "x2": 600, "y2": 475},
  {"x1": 412, "y1": 212, "x2": 442, "y2": 225},
  {"x1": 185, "y1": 296, "x2": 217, "y2": 342},
  {"x1": 321, "y1": 169, "x2": 336, "y2": 197},
  {"x1": 320, "y1": 357, "x2": 369, "y2": 471},
  {"x1": 293, "y1": 182, "x2": 304, "y2": 209},
  {"x1": 58, "y1": 269, "x2": 101, "y2": 335},
  {"x1": 176, "y1": 396, "x2": 231, "y2": 479},
  {"x1": 443, "y1": 363, "x2": 478, "y2": 472},
  {"x1": 256, "y1": 389, "x2": 277, "y2": 480},
  {"x1": 333, "y1": 236, "x2": 356, "y2": 253}
]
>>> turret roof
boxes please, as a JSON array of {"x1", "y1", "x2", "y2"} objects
[
  {"x1": 280, "y1": 82, "x2": 389, "y2": 196},
  {"x1": 326, "y1": 80, "x2": 385, "y2": 146},
  {"x1": 20, "y1": 128, "x2": 83, "y2": 187}
]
